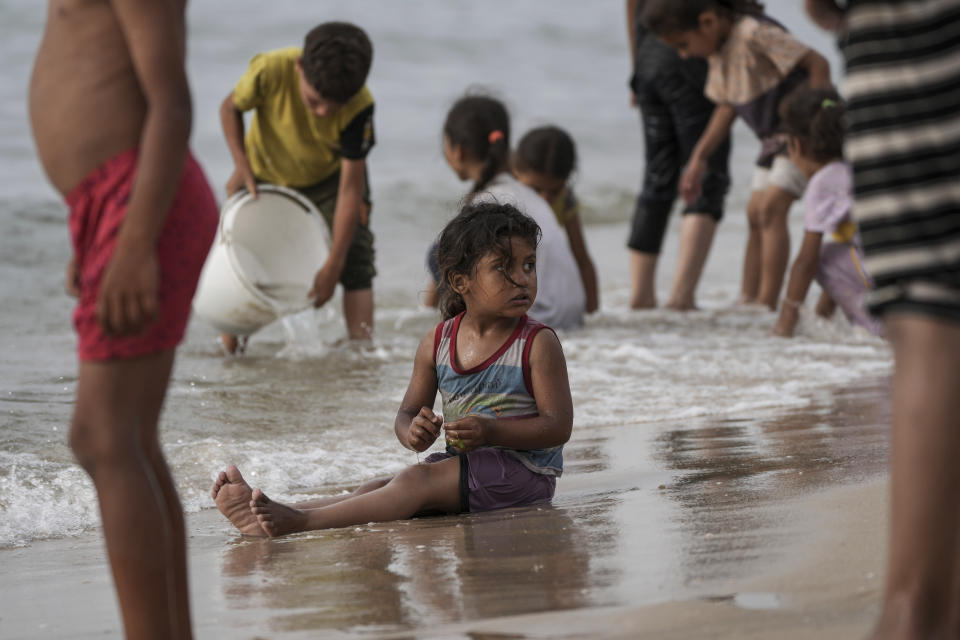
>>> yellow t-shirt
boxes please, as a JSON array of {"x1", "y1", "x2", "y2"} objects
[{"x1": 233, "y1": 47, "x2": 375, "y2": 188}]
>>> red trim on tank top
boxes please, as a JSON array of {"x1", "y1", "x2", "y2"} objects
[{"x1": 449, "y1": 314, "x2": 528, "y2": 375}]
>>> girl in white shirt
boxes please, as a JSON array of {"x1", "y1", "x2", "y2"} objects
[{"x1": 425, "y1": 95, "x2": 585, "y2": 330}]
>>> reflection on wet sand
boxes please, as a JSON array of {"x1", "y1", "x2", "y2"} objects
[
  {"x1": 220, "y1": 504, "x2": 593, "y2": 634},
  {"x1": 215, "y1": 378, "x2": 890, "y2": 636},
  {"x1": 654, "y1": 378, "x2": 889, "y2": 589}
]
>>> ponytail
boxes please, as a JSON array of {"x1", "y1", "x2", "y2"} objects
[
  {"x1": 443, "y1": 95, "x2": 511, "y2": 198},
  {"x1": 779, "y1": 87, "x2": 845, "y2": 163}
]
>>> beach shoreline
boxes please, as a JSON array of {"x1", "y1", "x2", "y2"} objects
[{"x1": 2, "y1": 377, "x2": 890, "y2": 639}]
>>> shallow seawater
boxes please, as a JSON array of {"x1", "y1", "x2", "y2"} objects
[
  {"x1": 3, "y1": 376, "x2": 890, "y2": 638},
  {"x1": 0, "y1": 0, "x2": 878, "y2": 559}
]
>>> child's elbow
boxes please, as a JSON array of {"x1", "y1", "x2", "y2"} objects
[
  {"x1": 803, "y1": 51, "x2": 832, "y2": 85},
  {"x1": 553, "y1": 414, "x2": 574, "y2": 446}
]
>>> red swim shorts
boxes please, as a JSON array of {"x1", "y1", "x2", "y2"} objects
[{"x1": 66, "y1": 148, "x2": 218, "y2": 361}]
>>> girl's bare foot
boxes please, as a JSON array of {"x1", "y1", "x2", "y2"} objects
[
  {"x1": 212, "y1": 465, "x2": 266, "y2": 536},
  {"x1": 629, "y1": 295, "x2": 656, "y2": 310},
  {"x1": 250, "y1": 488, "x2": 309, "y2": 537},
  {"x1": 665, "y1": 298, "x2": 698, "y2": 311}
]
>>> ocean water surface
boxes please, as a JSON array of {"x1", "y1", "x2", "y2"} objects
[{"x1": 0, "y1": 1, "x2": 887, "y2": 550}]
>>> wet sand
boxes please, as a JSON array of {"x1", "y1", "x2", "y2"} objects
[{"x1": 1, "y1": 378, "x2": 890, "y2": 639}]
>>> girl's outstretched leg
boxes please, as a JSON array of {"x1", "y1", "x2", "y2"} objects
[
  {"x1": 213, "y1": 466, "x2": 394, "y2": 535},
  {"x1": 250, "y1": 457, "x2": 463, "y2": 537}
]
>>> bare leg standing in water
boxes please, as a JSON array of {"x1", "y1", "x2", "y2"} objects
[
  {"x1": 625, "y1": 0, "x2": 730, "y2": 311},
  {"x1": 29, "y1": 1, "x2": 217, "y2": 636}
]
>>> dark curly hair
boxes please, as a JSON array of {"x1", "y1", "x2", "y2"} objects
[
  {"x1": 643, "y1": 0, "x2": 765, "y2": 34},
  {"x1": 434, "y1": 201, "x2": 541, "y2": 320},
  {"x1": 513, "y1": 125, "x2": 577, "y2": 181},
  {"x1": 443, "y1": 94, "x2": 511, "y2": 197},
  {"x1": 301, "y1": 22, "x2": 372, "y2": 103},
  {"x1": 779, "y1": 86, "x2": 845, "y2": 163}
]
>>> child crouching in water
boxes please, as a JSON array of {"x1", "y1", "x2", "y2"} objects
[
  {"x1": 513, "y1": 126, "x2": 599, "y2": 313},
  {"x1": 212, "y1": 203, "x2": 572, "y2": 536},
  {"x1": 773, "y1": 88, "x2": 883, "y2": 338}
]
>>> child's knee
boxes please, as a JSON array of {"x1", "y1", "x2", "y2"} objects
[
  {"x1": 358, "y1": 476, "x2": 391, "y2": 493},
  {"x1": 759, "y1": 188, "x2": 794, "y2": 229},
  {"x1": 391, "y1": 461, "x2": 453, "y2": 496},
  {"x1": 395, "y1": 463, "x2": 435, "y2": 486},
  {"x1": 758, "y1": 201, "x2": 788, "y2": 230},
  {"x1": 68, "y1": 415, "x2": 137, "y2": 473}
]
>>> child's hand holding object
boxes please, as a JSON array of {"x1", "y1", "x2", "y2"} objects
[
  {"x1": 443, "y1": 415, "x2": 491, "y2": 453},
  {"x1": 407, "y1": 407, "x2": 443, "y2": 452}
]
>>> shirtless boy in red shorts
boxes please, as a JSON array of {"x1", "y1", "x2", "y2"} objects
[{"x1": 29, "y1": 1, "x2": 217, "y2": 638}]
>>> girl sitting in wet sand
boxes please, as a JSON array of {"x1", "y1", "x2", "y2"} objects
[
  {"x1": 513, "y1": 126, "x2": 599, "y2": 313},
  {"x1": 213, "y1": 202, "x2": 573, "y2": 536},
  {"x1": 772, "y1": 88, "x2": 882, "y2": 338}
]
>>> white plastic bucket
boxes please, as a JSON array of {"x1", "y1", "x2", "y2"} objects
[{"x1": 193, "y1": 185, "x2": 330, "y2": 336}]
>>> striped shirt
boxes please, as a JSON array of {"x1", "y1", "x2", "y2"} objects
[
  {"x1": 434, "y1": 313, "x2": 564, "y2": 476},
  {"x1": 842, "y1": 0, "x2": 960, "y2": 317}
]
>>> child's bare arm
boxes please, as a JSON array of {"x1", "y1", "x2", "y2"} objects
[
  {"x1": 773, "y1": 231, "x2": 823, "y2": 337},
  {"x1": 309, "y1": 158, "x2": 368, "y2": 308},
  {"x1": 798, "y1": 49, "x2": 832, "y2": 89},
  {"x1": 444, "y1": 330, "x2": 573, "y2": 451},
  {"x1": 626, "y1": 0, "x2": 640, "y2": 58},
  {"x1": 395, "y1": 329, "x2": 442, "y2": 452},
  {"x1": 626, "y1": 0, "x2": 640, "y2": 106},
  {"x1": 220, "y1": 91, "x2": 257, "y2": 197},
  {"x1": 564, "y1": 214, "x2": 600, "y2": 313},
  {"x1": 681, "y1": 104, "x2": 737, "y2": 204},
  {"x1": 805, "y1": 0, "x2": 846, "y2": 32},
  {"x1": 97, "y1": 0, "x2": 191, "y2": 337}
]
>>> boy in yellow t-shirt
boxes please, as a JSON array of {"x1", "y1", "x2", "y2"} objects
[{"x1": 220, "y1": 22, "x2": 376, "y2": 351}]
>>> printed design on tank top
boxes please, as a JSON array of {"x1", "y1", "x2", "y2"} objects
[{"x1": 433, "y1": 313, "x2": 564, "y2": 476}]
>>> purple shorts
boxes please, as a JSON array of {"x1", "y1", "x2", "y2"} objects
[{"x1": 425, "y1": 448, "x2": 556, "y2": 513}]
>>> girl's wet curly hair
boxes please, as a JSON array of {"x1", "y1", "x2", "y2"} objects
[{"x1": 434, "y1": 201, "x2": 541, "y2": 320}]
